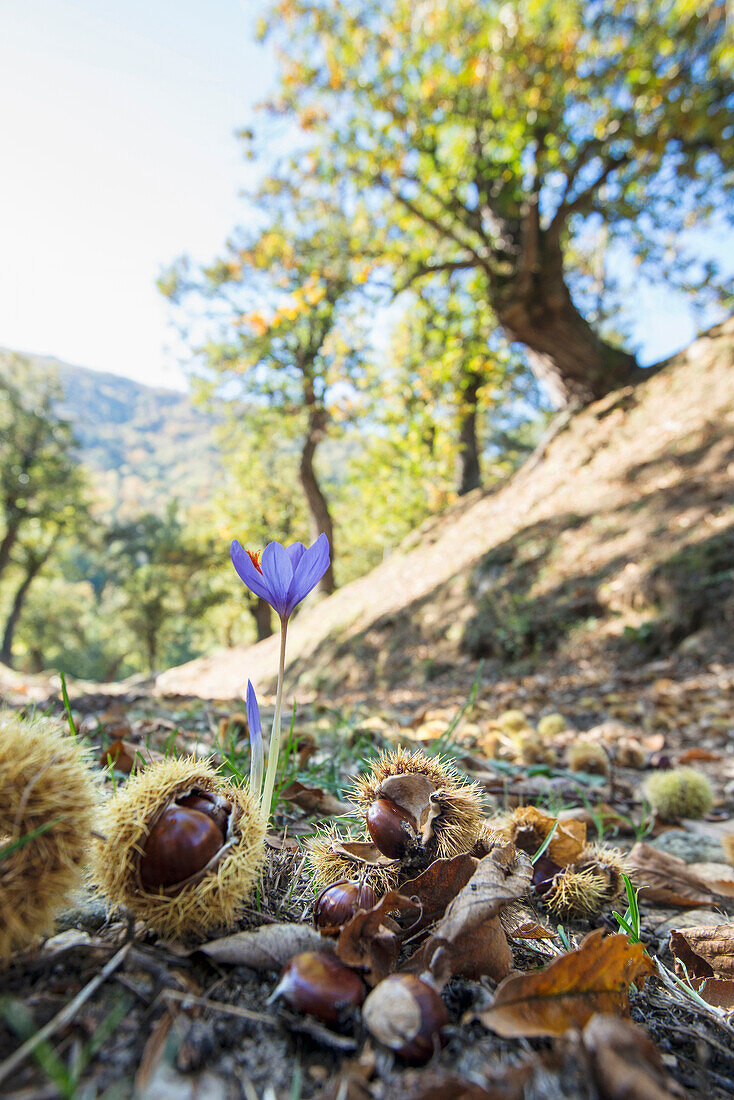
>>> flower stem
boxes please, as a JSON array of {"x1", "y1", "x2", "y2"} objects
[{"x1": 260, "y1": 617, "x2": 288, "y2": 820}]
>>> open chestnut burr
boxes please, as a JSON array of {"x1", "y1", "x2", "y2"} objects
[{"x1": 92, "y1": 757, "x2": 265, "y2": 938}]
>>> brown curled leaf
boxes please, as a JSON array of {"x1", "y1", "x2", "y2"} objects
[
  {"x1": 480, "y1": 929, "x2": 655, "y2": 1037},
  {"x1": 626, "y1": 842, "x2": 717, "y2": 908}
]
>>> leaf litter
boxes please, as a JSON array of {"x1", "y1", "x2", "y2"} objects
[{"x1": 1, "y1": 664, "x2": 734, "y2": 1098}]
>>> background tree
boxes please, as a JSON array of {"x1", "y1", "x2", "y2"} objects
[
  {"x1": 193, "y1": 410, "x2": 310, "y2": 642},
  {"x1": 397, "y1": 274, "x2": 539, "y2": 495},
  {"x1": 162, "y1": 195, "x2": 371, "y2": 594},
  {"x1": 259, "y1": 0, "x2": 733, "y2": 405},
  {"x1": 106, "y1": 504, "x2": 225, "y2": 672},
  {"x1": 0, "y1": 357, "x2": 87, "y2": 579}
]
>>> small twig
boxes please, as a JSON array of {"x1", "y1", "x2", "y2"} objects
[
  {"x1": 654, "y1": 959, "x2": 734, "y2": 1037},
  {"x1": 0, "y1": 941, "x2": 131, "y2": 1085},
  {"x1": 160, "y1": 988, "x2": 274, "y2": 1025}
]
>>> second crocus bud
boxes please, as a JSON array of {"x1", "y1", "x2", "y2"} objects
[
  {"x1": 362, "y1": 974, "x2": 448, "y2": 1063},
  {"x1": 271, "y1": 952, "x2": 366, "y2": 1024}
]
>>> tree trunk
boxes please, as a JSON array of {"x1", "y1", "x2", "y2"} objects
[
  {"x1": 456, "y1": 369, "x2": 482, "y2": 495},
  {"x1": 1, "y1": 559, "x2": 42, "y2": 665},
  {"x1": 252, "y1": 596, "x2": 273, "y2": 641},
  {"x1": 0, "y1": 523, "x2": 20, "y2": 582},
  {"x1": 496, "y1": 219, "x2": 638, "y2": 407},
  {"x1": 299, "y1": 405, "x2": 336, "y2": 594}
]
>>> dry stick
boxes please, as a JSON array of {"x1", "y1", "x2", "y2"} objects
[
  {"x1": 0, "y1": 942, "x2": 132, "y2": 1086},
  {"x1": 161, "y1": 988, "x2": 274, "y2": 1024}
]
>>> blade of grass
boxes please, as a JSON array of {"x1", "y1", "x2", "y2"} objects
[{"x1": 59, "y1": 673, "x2": 77, "y2": 738}]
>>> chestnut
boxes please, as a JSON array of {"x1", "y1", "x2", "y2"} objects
[
  {"x1": 314, "y1": 880, "x2": 377, "y2": 931},
  {"x1": 362, "y1": 974, "x2": 448, "y2": 1063},
  {"x1": 139, "y1": 805, "x2": 224, "y2": 890},
  {"x1": 178, "y1": 791, "x2": 232, "y2": 835},
  {"x1": 366, "y1": 797, "x2": 419, "y2": 859},
  {"x1": 271, "y1": 951, "x2": 365, "y2": 1023}
]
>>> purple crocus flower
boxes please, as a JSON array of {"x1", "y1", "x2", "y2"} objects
[
  {"x1": 245, "y1": 679, "x2": 264, "y2": 796},
  {"x1": 230, "y1": 534, "x2": 330, "y2": 620}
]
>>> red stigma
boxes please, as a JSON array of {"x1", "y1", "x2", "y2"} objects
[{"x1": 247, "y1": 549, "x2": 263, "y2": 574}]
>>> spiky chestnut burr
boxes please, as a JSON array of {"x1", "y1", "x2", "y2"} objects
[
  {"x1": 0, "y1": 711, "x2": 97, "y2": 958},
  {"x1": 544, "y1": 844, "x2": 628, "y2": 919},
  {"x1": 567, "y1": 741, "x2": 610, "y2": 776},
  {"x1": 306, "y1": 826, "x2": 399, "y2": 895},
  {"x1": 91, "y1": 756, "x2": 265, "y2": 939},
  {"x1": 351, "y1": 748, "x2": 484, "y2": 863},
  {"x1": 643, "y1": 767, "x2": 714, "y2": 821}
]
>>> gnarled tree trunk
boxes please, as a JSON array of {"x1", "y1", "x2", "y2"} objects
[{"x1": 495, "y1": 206, "x2": 638, "y2": 407}]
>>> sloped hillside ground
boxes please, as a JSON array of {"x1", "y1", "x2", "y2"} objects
[
  {"x1": 2, "y1": 321, "x2": 734, "y2": 1099},
  {"x1": 157, "y1": 316, "x2": 734, "y2": 704}
]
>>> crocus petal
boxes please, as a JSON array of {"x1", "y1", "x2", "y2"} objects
[
  {"x1": 246, "y1": 680, "x2": 264, "y2": 796},
  {"x1": 286, "y1": 532, "x2": 330, "y2": 616},
  {"x1": 231, "y1": 540, "x2": 273, "y2": 605},
  {"x1": 261, "y1": 541, "x2": 294, "y2": 617},
  {"x1": 286, "y1": 541, "x2": 307, "y2": 571}
]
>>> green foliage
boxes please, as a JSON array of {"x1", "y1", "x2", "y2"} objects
[{"x1": 256, "y1": 0, "x2": 733, "y2": 401}]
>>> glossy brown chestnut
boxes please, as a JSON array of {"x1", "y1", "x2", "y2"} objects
[
  {"x1": 139, "y1": 805, "x2": 224, "y2": 890},
  {"x1": 313, "y1": 880, "x2": 377, "y2": 931},
  {"x1": 272, "y1": 951, "x2": 365, "y2": 1023},
  {"x1": 178, "y1": 791, "x2": 232, "y2": 835},
  {"x1": 366, "y1": 797, "x2": 418, "y2": 859},
  {"x1": 362, "y1": 974, "x2": 448, "y2": 1063}
]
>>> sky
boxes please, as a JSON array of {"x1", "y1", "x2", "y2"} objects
[
  {"x1": 0, "y1": 1, "x2": 731, "y2": 392},
  {"x1": 0, "y1": 0, "x2": 269, "y2": 390}
]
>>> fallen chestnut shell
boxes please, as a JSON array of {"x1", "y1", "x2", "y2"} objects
[
  {"x1": 139, "y1": 805, "x2": 224, "y2": 890},
  {"x1": 272, "y1": 951, "x2": 365, "y2": 1024},
  {"x1": 366, "y1": 797, "x2": 419, "y2": 859},
  {"x1": 178, "y1": 791, "x2": 231, "y2": 835},
  {"x1": 362, "y1": 974, "x2": 448, "y2": 1063},
  {"x1": 314, "y1": 880, "x2": 377, "y2": 931}
]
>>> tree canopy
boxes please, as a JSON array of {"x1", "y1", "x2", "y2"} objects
[{"x1": 259, "y1": 0, "x2": 733, "y2": 403}]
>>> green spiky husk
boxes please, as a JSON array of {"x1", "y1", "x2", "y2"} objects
[
  {"x1": 644, "y1": 767, "x2": 714, "y2": 821},
  {"x1": 0, "y1": 711, "x2": 98, "y2": 958},
  {"x1": 351, "y1": 747, "x2": 484, "y2": 859},
  {"x1": 91, "y1": 756, "x2": 265, "y2": 939}
]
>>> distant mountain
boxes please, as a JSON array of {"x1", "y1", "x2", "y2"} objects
[{"x1": 0, "y1": 348, "x2": 222, "y2": 517}]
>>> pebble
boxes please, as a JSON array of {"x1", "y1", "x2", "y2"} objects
[
  {"x1": 653, "y1": 908, "x2": 727, "y2": 937},
  {"x1": 649, "y1": 830, "x2": 725, "y2": 864}
]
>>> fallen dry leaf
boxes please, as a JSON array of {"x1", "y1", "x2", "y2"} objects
[
  {"x1": 408, "y1": 843, "x2": 532, "y2": 985},
  {"x1": 495, "y1": 806, "x2": 586, "y2": 867},
  {"x1": 558, "y1": 803, "x2": 636, "y2": 836},
  {"x1": 686, "y1": 862, "x2": 734, "y2": 897},
  {"x1": 399, "y1": 854, "x2": 478, "y2": 932},
  {"x1": 627, "y1": 842, "x2": 717, "y2": 908},
  {"x1": 279, "y1": 780, "x2": 352, "y2": 816},
  {"x1": 677, "y1": 747, "x2": 721, "y2": 764},
  {"x1": 99, "y1": 739, "x2": 163, "y2": 774},
  {"x1": 581, "y1": 1014, "x2": 685, "y2": 1100},
  {"x1": 337, "y1": 891, "x2": 417, "y2": 985},
  {"x1": 195, "y1": 923, "x2": 330, "y2": 970},
  {"x1": 669, "y1": 925, "x2": 734, "y2": 981},
  {"x1": 694, "y1": 979, "x2": 734, "y2": 1010},
  {"x1": 480, "y1": 929, "x2": 655, "y2": 1037}
]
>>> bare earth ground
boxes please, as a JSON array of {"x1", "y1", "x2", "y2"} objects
[{"x1": 1, "y1": 320, "x2": 733, "y2": 1098}]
